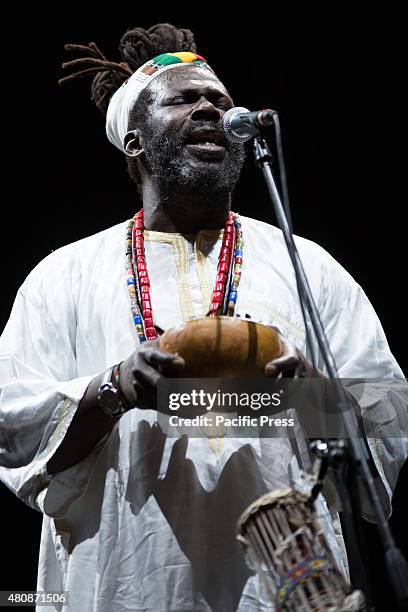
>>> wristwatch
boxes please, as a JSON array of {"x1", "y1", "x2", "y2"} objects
[{"x1": 97, "y1": 365, "x2": 131, "y2": 419}]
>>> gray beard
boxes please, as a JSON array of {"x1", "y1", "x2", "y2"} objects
[{"x1": 140, "y1": 125, "x2": 246, "y2": 203}]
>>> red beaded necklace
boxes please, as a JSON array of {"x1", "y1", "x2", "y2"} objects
[{"x1": 126, "y1": 210, "x2": 243, "y2": 343}]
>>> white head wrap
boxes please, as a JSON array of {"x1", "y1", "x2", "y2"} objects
[{"x1": 105, "y1": 52, "x2": 214, "y2": 153}]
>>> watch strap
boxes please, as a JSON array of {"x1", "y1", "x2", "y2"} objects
[{"x1": 112, "y1": 362, "x2": 132, "y2": 410}]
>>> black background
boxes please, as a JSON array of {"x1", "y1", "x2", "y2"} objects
[{"x1": 2, "y1": 4, "x2": 406, "y2": 610}]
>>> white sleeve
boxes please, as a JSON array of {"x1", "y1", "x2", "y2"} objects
[
  {"x1": 320, "y1": 250, "x2": 408, "y2": 521},
  {"x1": 0, "y1": 266, "x2": 99, "y2": 519}
]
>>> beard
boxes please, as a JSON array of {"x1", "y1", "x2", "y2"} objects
[{"x1": 135, "y1": 119, "x2": 246, "y2": 205}]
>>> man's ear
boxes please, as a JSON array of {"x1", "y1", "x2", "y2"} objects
[{"x1": 123, "y1": 130, "x2": 144, "y2": 158}]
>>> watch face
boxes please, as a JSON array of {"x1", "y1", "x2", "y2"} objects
[
  {"x1": 99, "y1": 384, "x2": 122, "y2": 416},
  {"x1": 103, "y1": 388, "x2": 119, "y2": 411}
]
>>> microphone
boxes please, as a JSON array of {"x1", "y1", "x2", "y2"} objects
[{"x1": 222, "y1": 106, "x2": 277, "y2": 143}]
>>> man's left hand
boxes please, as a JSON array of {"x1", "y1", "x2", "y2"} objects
[{"x1": 264, "y1": 337, "x2": 317, "y2": 378}]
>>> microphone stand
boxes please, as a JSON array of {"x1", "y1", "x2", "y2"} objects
[{"x1": 252, "y1": 131, "x2": 408, "y2": 609}]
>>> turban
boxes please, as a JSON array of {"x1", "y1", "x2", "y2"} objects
[{"x1": 106, "y1": 52, "x2": 214, "y2": 153}]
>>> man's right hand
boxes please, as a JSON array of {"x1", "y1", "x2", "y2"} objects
[
  {"x1": 119, "y1": 339, "x2": 185, "y2": 412},
  {"x1": 47, "y1": 340, "x2": 185, "y2": 474}
]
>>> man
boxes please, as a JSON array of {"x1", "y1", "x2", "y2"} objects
[{"x1": 0, "y1": 24, "x2": 406, "y2": 611}]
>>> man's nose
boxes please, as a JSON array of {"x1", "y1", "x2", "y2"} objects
[{"x1": 191, "y1": 98, "x2": 221, "y2": 122}]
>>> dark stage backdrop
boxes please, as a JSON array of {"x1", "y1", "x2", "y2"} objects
[{"x1": 2, "y1": 5, "x2": 406, "y2": 611}]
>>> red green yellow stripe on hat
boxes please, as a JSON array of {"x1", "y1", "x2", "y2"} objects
[
  {"x1": 145, "y1": 51, "x2": 207, "y2": 68},
  {"x1": 106, "y1": 51, "x2": 215, "y2": 153}
]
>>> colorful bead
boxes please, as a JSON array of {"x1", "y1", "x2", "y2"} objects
[
  {"x1": 145, "y1": 327, "x2": 156, "y2": 339},
  {"x1": 127, "y1": 210, "x2": 243, "y2": 338}
]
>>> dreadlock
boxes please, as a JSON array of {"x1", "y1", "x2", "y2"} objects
[{"x1": 60, "y1": 23, "x2": 197, "y2": 116}]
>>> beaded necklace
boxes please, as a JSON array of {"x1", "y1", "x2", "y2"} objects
[{"x1": 126, "y1": 209, "x2": 243, "y2": 343}]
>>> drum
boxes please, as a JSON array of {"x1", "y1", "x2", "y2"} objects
[
  {"x1": 159, "y1": 316, "x2": 282, "y2": 377},
  {"x1": 236, "y1": 488, "x2": 365, "y2": 611}
]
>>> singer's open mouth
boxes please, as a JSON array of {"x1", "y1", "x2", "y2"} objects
[
  {"x1": 185, "y1": 142, "x2": 226, "y2": 158},
  {"x1": 184, "y1": 129, "x2": 227, "y2": 159}
]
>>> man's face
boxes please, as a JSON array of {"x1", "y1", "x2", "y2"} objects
[{"x1": 135, "y1": 67, "x2": 245, "y2": 200}]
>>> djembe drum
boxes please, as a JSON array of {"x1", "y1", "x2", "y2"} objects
[{"x1": 236, "y1": 488, "x2": 365, "y2": 611}]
